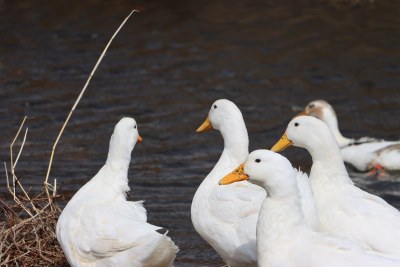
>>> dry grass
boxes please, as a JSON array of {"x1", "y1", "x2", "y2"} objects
[
  {"x1": 0, "y1": 195, "x2": 67, "y2": 266},
  {"x1": 0, "y1": 117, "x2": 67, "y2": 266},
  {"x1": 0, "y1": 10, "x2": 137, "y2": 266}
]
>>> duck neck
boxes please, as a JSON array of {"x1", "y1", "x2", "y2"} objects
[
  {"x1": 258, "y1": 185, "x2": 304, "y2": 257},
  {"x1": 103, "y1": 133, "x2": 134, "y2": 185},
  {"x1": 308, "y1": 135, "x2": 352, "y2": 184},
  {"x1": 106, "y1": 148, "x2": 132, "y2": 174},
  {"x1": 259, "y1": 168, "x2": 303, "y2": 223},
  {"x1": 263, "y1": 192, "x2": 304, "y2": 227},
  {"x1": 264, "y1": 167, "x2": 300, "y2": 199},
  {"x1": 201, "y1": 119, "x2": 249, "y2": 187},
  {"x1": 219, "y1": 119, "x2": 249, "y2": 168}
]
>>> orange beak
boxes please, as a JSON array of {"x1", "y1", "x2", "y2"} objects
[
  {"x1": 219, "y1": 163, "x2": 249, "y2": 185},
  {"x1": 137, "y1": 134, "x2": 143, "y2": 143},
  {"x1": 196, "y1": 116, "x2": 213, "y2": 133},
  {"x1": 271, "y1": 132, "x2": 293, "y2": 152}
]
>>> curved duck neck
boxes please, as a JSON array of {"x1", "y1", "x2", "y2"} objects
[
  {"x1": 106, "y1": 154, "x2": 131, "y2": 176},
  {"x1": 308, "y1": 133, "x2": 352, "y2": 184},
  {"x1": 264, "y1": 168, "x2": 299, "y2": 200},
  {"x1": 106, "y1": 145, "x2": 132, "y2": 174},
  {"x1": 102, "y1": 133, "x2": 134, "y2": 186},
  {"x1": 217, "y1": 119, "x2": 249, "y2": 170}
]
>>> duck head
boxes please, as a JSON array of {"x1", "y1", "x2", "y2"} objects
[
  {"x1": 107, "y1": 117, "x2": 142, "y2": 164},
  {"x1": 196, "y1": 99, "x2": 249, "y2": 162},
  {"x1": 271, "y1": 115, "x2": 344, "y2": 165},
  {"x1": 196, "y1": 99, "x2": 246, "y2": 133},
  {"x1": 219, "y1": 149, "x2": 297, "y2": 197}
]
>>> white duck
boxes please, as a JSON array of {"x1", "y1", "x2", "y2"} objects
[
  {"x1": 220, "y1": 149, "x2": 400, "y2": 267},
  {"x1": 56, "y1": 117, "x2": 178, "y2": 267},
  {"x1": 192, "y1": 99, "x2": 318, "y2": 267},
  {"x1": 302, "y1": 99, "x2": 400, "y2": 172},
  {"x1": 272, "y1": 115, "x2": 400, "y2": 255}
]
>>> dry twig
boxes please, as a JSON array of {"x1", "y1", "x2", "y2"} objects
[{"x1": 44, "y1": 9, "x2": 138, "y2": 201}]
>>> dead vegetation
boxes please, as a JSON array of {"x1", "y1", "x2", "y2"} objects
[
  {"x1": 0, "y1": 195, "x2": 66, "y2": 266},
  {"x1": 0, "y1": 117, "x2": 67, "y2": 266}
]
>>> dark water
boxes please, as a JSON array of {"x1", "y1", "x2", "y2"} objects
[{"x1": 1, "y1": 0, "x2": 400, "y2": 266}]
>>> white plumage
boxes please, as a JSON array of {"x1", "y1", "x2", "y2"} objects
[
  {"x1": 221, "y1": 149, "x2": 400, "y2": 267},
  {"x1": 56, "y1": 117, "x2": 178, "y2": 267},
  {"x1": 191, "y1": 99, "x2": 318, "y2": 266},
  {"x1": 302, "y1": 99, "x2": 400, "y2": 172},
  {"x1": 273, "y1": 115, "x2": 400, "y2": 255}
]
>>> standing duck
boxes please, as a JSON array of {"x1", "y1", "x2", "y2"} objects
[{"x1": 56, "y1": 117, "x2": 178, "y2": 267}]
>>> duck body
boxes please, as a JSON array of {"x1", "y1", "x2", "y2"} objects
[
  {"x1": 374, "y1": 144, "x2": 400, "y2": 170},
  {"x1": 341, "y1": 140, "x2": 400, "y2": 171},
  {"x1": 221, "y1": 149, "x2": 400, "y2": 267},
  {"x1": 303, "y1": 100, "x2": 400, "y2": 172},
  {"x1": 273, "y1": 116, "x2": 400, "y2": 255},
  {"x1": 258, "y1": 186, "x2": 400, "y2": 267},
  {"x1": 191, "y1": 150, "x2": 263, "y2": 266},
  {"x1": 309, "y1": 159, "x2": 400, "y2": 254},
  {"x1": 191, "y1": 99, "x2": 264, "y2": 266},
  {"x1": 57, "y1": 118, "x2": 178, "y2": 267}
]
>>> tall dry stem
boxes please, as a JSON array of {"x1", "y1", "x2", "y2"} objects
[{"x1": 44, "y1": 10, "x2": 138, "y2": 203}]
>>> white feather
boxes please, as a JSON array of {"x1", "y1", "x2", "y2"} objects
[
  {"x1": 56, "y1": 118, "x2": 178, "y2": 267},
  {"x1": 243, "y1": 150, "x2": 400, "y2": 267},
  {"x1": 285, "y1": 115, "x2": 400, "y2": 255},
  {"x1": 192, "y1": 100, "x2": 318, "y2": 267}
]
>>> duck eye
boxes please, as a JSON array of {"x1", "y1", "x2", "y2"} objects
[
  {"x1": 308, "y1": 104, "x2": 315, "y2": 109},
  {"x1": 255, "y1": 159, "x2": 261, "y2": 163},
  {"x1": 294, "y1": 122, "x2": 299, "y2": 127},
  {"x1": 214, "y1": 105, "x2": 217, "y2": 109},
  {"x1": 134, "y1": 125, "x2": 137, "y2": 129}
]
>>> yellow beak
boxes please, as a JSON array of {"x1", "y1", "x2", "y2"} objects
[
  {"x1": 219, "y1": 163, "x2": 249, "y2": 185},
  {"x1": 196, "y1": 116, "x2": 213, "y2": 133},
  {"x1": 271, "y1": 132, "x2": 293, "y2": 152},
  {"x1": 137, "y1": 135, "x2": 143, "y2": 143}
]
